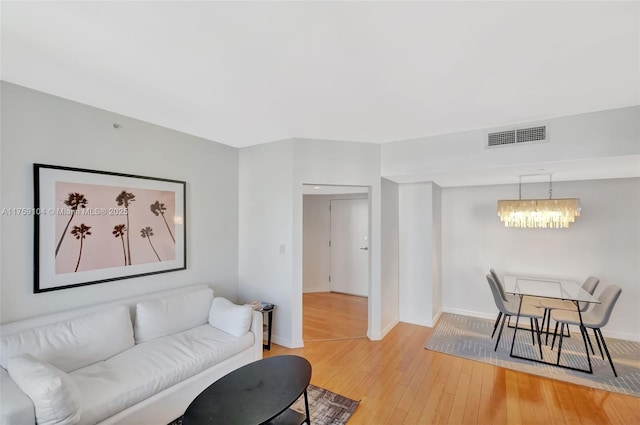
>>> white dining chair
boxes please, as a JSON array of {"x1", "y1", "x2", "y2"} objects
[
  {"x1": 550, "y1": 284, "x2": 622, "y2": 377},
  {"x1": 539, "y1": 276, "x2": 599, "y2": 344},
  {"x1": 489, "y1": 268, "x2": 540, "y2": 338},
  {"x1": 487, "y1": 274, "x2": 545, "y2": 358}
]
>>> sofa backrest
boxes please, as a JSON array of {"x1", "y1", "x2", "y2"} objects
[
  {"x1": 134, "y1": 287, "x2": 214, "y2": 343},
  {"x1": 0, "y1": 285, "x2": 214, "y2": 372},
  {"x1": 0, "y1": 305, "x2": 134, "y2": 373}
]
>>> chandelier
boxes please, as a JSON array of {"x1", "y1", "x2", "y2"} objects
[{"x1": 497, "y1": 175, "x2": 580, "y2": 228}]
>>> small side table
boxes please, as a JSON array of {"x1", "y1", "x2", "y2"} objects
[
  {"x1": 260, "y1": 303, "x2": 274, "y2": 350},
  {"x1": 250, "y1": 301, "x2": 275, "y2": 350}
]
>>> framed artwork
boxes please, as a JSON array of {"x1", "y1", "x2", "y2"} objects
[{"x1": 34, "y1": 163, "x2": 186, "y2": 293}]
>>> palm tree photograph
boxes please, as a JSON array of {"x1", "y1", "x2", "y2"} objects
[{"x1": 38, "y1": 164, "x2": 185, "y2": 292}]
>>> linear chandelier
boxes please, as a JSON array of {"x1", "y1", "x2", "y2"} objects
[{"x1": 497, "y1": 174, "x2": 580, "y2": 228}]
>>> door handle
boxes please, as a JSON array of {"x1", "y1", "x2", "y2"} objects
[{"x1": 360, "y1": 247, "x2": 368, "y2": 250}]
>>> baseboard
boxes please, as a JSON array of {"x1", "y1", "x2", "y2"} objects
[
  {"x1": 367, "y1": 329, "x2": 382, "y2": 341},
  {"x1": 432, "y1": 310, "x2": 443, "y2": 326},
  {"x1": 399, "y1": 318, "x2": 435, "y2": 328},
  {"x1": 271, "y1": 334, "x2": 304, "y2": 349},
  {"x1": 442, "y1": 307, "x2": 499, "y2": 322},
  {"x1": 380, "y1": 319, "x2": 399, "y2": 339},
  {"x1": 302, "y1": 287, "x2": 328, "y2": 293}
]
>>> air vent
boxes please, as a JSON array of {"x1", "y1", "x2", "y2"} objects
[
  {"x1": 487, "y1": 125, "x2": 547, "y2": 147},
  {"x1": 488, "y1": 130, "x2": 516, "y2": 146},
  {"x1": 517, "y1": 126, "x2": 546, "y2": 143}
]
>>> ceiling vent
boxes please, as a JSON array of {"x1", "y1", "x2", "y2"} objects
[{"x1": 487, "y1": 125, "x2": 547, "y2": 147}]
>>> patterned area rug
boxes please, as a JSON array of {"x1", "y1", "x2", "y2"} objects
[
  {"x1": 168, "y1": 384, "x2": 358, "y2": 425},
  {"x1": 289, "y1": 384, "x2": 359, "y2": 425},
  {"x1": 426, "y1": 313, "x2": 640, "y2": 398}
]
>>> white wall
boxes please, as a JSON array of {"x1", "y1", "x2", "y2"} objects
[
  {"x1": 1, "y1": 82, "x2": 239, "y2": 323},
  {"x1": 237, "y1": 140, "x2": 296, "y2": 347},
  {"x1": 239, "y1": 138, "x2": 383, "y2": 346},
  {"x1": 381, "y1": 178, "x2": 400, "y2": 336},
  {"x1": 293, "y1": 139, "x2": 385, "y2": 340},
  {"x1": 398, "y1": 182, "x2": 442, "y2": 327},
  {"x1": 441, "y1": 178, "x2": 640, "y2": 341}
]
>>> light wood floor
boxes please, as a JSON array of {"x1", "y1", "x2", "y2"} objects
[
  {"x1": 303, "y1": 292, "x2": 368, "y2": 341},
  {"x1": 267, "y1": 293, "x2": 640, "y2": 425}
]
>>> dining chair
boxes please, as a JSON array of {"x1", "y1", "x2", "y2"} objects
[
  {"x1": 490, "y1": 268, "x2": 517, "y2": 303},
  {"x1": 489, "y1": 268, "x2": 540, "y2": 338},
  {"x1": 487, "y1": 274, "x2": 545, "y2": 358},
  {"x1": 550, "y1": 284, "x2": 622, "y2": 377},
  {"x1": 489, "y1": 268, "x2": 511, "y2": 337},
  {"x1": 538, "y1": 276, "x2": 599, "y2": 344}
]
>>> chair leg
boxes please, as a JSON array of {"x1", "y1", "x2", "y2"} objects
[
  {"x1": 495, "y1": 314, "x2": 508, "y2": 351},
  {"x1": 545, "y1": 309, "x2": 551, "y2": 345},
  {"x1": 551, "y1": 321, "x2": 559, "y2": 350},
  {"x1": 584, "y1": 327, "x2": 595, "y2": 355},
  {"x1": 529, "y1": 318, "x2": 535, "y2": 345},
  {"x1": 556, "y1": 323, "x2": 565, "y2": 365},
  {"x1": 534, "y1": 319, "x2": 543, "y2": 360},
  {"x1": 593, "y1": 328, "x2": 604, "y2": 359},
  {"x1": 596, "y1": 328, "x2": 618, "y2": 377},
  {"x1": 491, "y1": 312, "x2": 503, "y2": 338}
]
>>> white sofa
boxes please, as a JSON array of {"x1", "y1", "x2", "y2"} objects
[{"x1": 0, "y1": 284, "x2": 263, "y2": 425}]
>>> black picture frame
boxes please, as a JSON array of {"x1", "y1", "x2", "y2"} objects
[{"x1": 34, "y1": 163, "x2": 187, "y2": 293}]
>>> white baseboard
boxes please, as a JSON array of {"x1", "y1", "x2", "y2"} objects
[
  {"x1": 302, "y1": 287, "x2": 328, "y2": 293},
  {"x1": 271, "y1": 334, "x2": 304, "y2": 349},
  {"x1": 380, "y1": 319, "x2": 399, "y2": 339}
]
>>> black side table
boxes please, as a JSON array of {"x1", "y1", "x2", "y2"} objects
[{"x1": 260, "y1": 303, "x2": 274, "y2": 350}]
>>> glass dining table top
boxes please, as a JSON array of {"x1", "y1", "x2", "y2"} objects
[{"x1": 503, "y1": 275, "x2": 600, "y2": 304}]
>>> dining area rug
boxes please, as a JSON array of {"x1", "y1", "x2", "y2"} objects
[{"x1": 425, "y1": 313, "x2": 640, "y2": 398}]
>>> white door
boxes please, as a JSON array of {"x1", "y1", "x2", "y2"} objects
[{"x1": 330, "y1": 198, "x2": 369, "y2": 296}]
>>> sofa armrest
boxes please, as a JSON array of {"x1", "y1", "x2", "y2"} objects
[
  {"x1": 250, "y1": 310, "x2": 264, "y2": 360},
  {"x1": 0, "y1": 367, "x2": 34, "y2": 425}
]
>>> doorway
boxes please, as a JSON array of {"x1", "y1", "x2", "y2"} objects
[{"x1": 302, "y1": 185, "x2": 370, "y2": 341}]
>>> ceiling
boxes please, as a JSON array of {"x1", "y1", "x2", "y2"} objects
[{"x1": 2, "y1": 1, "x2": 638, "y2": 151}]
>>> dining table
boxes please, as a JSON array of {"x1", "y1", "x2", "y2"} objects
[{"x1": 502, "y1": 274, "x2": 600, "y2": 373}]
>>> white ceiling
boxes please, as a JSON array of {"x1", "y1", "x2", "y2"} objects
[{"x1": 2, "y1": 1, "x2": 638, "y2": 151}]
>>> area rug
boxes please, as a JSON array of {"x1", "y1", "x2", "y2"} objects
[
  {"x1": 425, "y1": 313, "x2": 640, "y2": 398},
  {"x1": 168, "y1": 384, "x2": 359, "y2": 425}
]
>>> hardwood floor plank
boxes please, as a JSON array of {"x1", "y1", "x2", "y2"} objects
[{"x1": 264, "y1": 292, "x2": 640, "y2": 425}]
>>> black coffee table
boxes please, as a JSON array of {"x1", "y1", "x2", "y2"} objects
[{"x1": 182, "y1": 355, "x2": 312, "y2": 425}]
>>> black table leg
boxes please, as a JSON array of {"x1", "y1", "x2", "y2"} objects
[
  {"x1": 303, "y1": 388, "x2": 310, "y2": 425},
  {"x1": 264, "y1": 310, "x2": 273, "y2": 350}
]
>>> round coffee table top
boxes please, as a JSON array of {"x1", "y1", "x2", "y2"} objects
[{"x1": 182, "y1": 355, "x2": 312, "y2": 425}]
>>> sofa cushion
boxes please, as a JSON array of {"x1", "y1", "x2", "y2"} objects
[
  {"x1": 134, "y1": 287, "x2": 214, "y2": 343},
  {"x1": 0, "y1": 305, "x2": 134, "y2": 373},
  {"x1": 208, "y1": 297, "x2": 253, "y2": 337},
  {"x1": 71, "y1": 324, "x2": 254, "y2": 425},
  {"x1": 7, "y1": 353, "x2": 82, "y2": 425}
]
